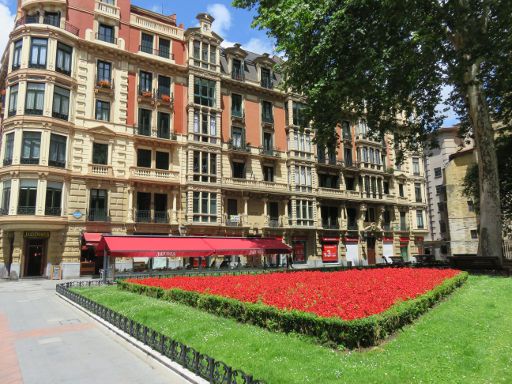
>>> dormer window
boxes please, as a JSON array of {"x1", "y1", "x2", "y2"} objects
[
  {"x1": 44, "y1": 11, "x2": 60, "y2": 27},
  {"x1": 261, "y1": 68, "x2": 273, "y2": 89},
  {"x1": 232, "y1": 59, "x2": 244, "y2": 81},
  {"x1": 192, "y1": 40, "x2": 216, "y2": 70}
]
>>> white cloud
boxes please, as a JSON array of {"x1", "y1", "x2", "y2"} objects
[
  {"x1": 242, "y1": 38, "x2": 274, "y2": 55},
  {"x1": 150, "y1": 5, "x2": 162, "y2": 14},
  {"x1": 0, "y1": 2, "x2": 14, "y2": 55},
  {"x1": 207, "y1": 3, "x2": 231, "y2": 36}
]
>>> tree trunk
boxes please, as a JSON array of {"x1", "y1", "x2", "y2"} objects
[{"x1": 465, "y1": 63, "x2": 503, "y2": 262}]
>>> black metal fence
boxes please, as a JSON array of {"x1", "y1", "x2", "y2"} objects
[{"x1": 56, "y1": 281, "x2": 264, "y2": 384}]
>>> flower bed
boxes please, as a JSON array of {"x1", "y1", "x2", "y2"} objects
[{"x1": 119, "y1": 268, "x2": 467, "y2": 348}]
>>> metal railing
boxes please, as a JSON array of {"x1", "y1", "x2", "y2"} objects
[
  {"x1": 45, "y1": 207, "x2": 62, "y2": 216},
  {"x1": 18, "y1": 206, "x2": 36, "y2": 215},
  {"x1": 136, "y1": 210, "x2": 152, "y2": 223},
  {"x1": 14, "y1": 16, "x2": 80, "y2": 36},
  {"x1": 87, "y1": 208, "x2": 110, "y2": 222},
  {"x1": 261, "y1": 78, "x2": 273, "y2": 89},
  {"x1": 139, "y1": 46, "x2": 175, "y2": 60},
  {"x1": 322, "y1": 218, "x2": 339, "y2": 229},
  {"x1": 56, "y1": 281, "x2": 264, "y2": 384},
  {"x1": 231, "y1": 69, "x2": 245, "y2": 81},
  {"x1": 20, "y1": 157, "x2": 39, "y2": 165},
  {"x1": 96, "y1": 33, "x2": 117, "y2": 45},
  {"x1": 49, "y1": 159, "x2": 66, "y2": 168}
]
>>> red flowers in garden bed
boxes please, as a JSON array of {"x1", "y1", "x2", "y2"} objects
[{"x1": 127, "y1": 268, "x2": 461, "y2": 320}]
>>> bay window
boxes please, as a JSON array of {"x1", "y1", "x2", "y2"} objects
[{"x1": 193, "y1": 191, "x2": 217, "y2": 222}]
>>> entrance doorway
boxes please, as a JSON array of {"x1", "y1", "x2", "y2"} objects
[
  {"x1": 367, "y1": 236, "x2": 376, "y2": 265},
  {"x1": 25, "y1": 239, "x2": 46, "y2": 277}
]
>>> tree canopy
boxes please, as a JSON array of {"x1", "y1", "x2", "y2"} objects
[{"x1": 234, "y1": 0, "x2": 512, "y2": 258}]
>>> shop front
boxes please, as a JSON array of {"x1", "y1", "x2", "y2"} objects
[
  {"x1": 344, "y1": 236, "x2": 359, "y2": 266},
  {"x1": 321, "y1": 237, "x2": 340, "y2": 264},
  {"x1": 23, "y1": 231, "x2": 49, "y2": 277}
]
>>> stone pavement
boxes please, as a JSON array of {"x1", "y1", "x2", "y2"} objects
[{"x1": 0, "y1": 278, "x2": 188, "y2": 384}]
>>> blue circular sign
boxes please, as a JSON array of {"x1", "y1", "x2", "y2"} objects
[{"x1": 72, "y1": 210, "x2": 83, "y2": 219}]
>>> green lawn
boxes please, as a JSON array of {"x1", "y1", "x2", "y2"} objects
[{"x1": 73, "y1": 275, "x2": 512, "y2": 383}]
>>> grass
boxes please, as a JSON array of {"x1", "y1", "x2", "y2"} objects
[{"x1": 73, "y1": 275, "x2": 512, "y2": 383}]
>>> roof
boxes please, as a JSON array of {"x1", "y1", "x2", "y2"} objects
[{"x1": 220, "y1": 48, "x2": 282, "y2": 85}]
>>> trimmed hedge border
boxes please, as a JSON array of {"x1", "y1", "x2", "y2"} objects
[{"x1": 118, "y1": 271, "x2": 468, "y2": 349}]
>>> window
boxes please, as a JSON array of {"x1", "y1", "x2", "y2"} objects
[
  {"x1": 52, "y1": 86, "x2": 70, "y2": 120},
  {"x1": 155, "y1": 152, "x2": 169, "y2": 170},
  {"x1": 45, "y1": 182, "x2": 62, "y2": 216},
  {"x1": 356, "y1": 120, "x2": 368, "y2": 138},
  {"x1": 415, "y1": 183, "x2": 422, "y2": 203},
  {"x1": 139, "y1": 71, "x2": 153, "y2": 94},
  {"x1": 92, "y1": 143, "x2": 108, "y2": 165},
  {"x1": 470, "y1": 229, "x2": 478, "y2": 239},
  {"x1": 56, "y1": 42, "x2": 72, "y2": 75},
  {"x1": 154, "y1": 193, "x2": 168, "y2": 223},
  {"x1": 399, "y1": 183, "x2": 405, "y2": 197},
  {"x1": 263, "y1": 166, "x2": 274, "y2": 182},
  {"x1": 362, "y1": 147, "x2": 368, "y2": 163},
  {"x1": 158, "y1": 38, "x2": 171, "y2": 59},
  {"x1": 193, "y1": 40, "x2": 200, "y2": 60},
  {"x1": 321, "y1": 206, "x2": 338, "y2": 228},
  {"x1": 345, "y1": 177, "x2": 355, "y2": 191},
  {"x1": 8, "y1": 84, "x2": 18, "y2": 117},
  {"x1": 192, "y1": 191, "x2": 217, "y2": 222},
  {"x1": 383, "y1": 181, "x2": 389, "y2": 194},
  {"x1": 157, "y1": 112, "x2": 170, "y2": 139},
  {"x1": 467, "y1": 200, "x2": 475, "y2": 212},
  {"x1": 136, "y1": 192, "x2": 151, "y2": 222},
  {"x1": 137, "y1": 149, "x2": 151, "y2": 168},
  {"x1": 438, "y1": 202, "x2": 445, "y2": 212},
  {"x1": 29, "y1": 38, "x2": 47, "y2": 68},
  {"x1": 440, "y1": 221, "x2": 447, "y2": 233},
  {"x1": 295, "y1": 165, "x2": 312, "y2": 192},
  {"x1": 231, "y1": 127, "x2": 244, "y2": 148},
  {"x1": 232, "y1": 59, "x2": 244, "y2": 80},
  {"x1": 319, "y1": 174, "x2": 338, "y2": 189},
  {"x1": 231, "y1": 94, "x2": 242, "y2": 117},
  {"x1": 98, "y1": 24, "x2": 115, "y2": 44},
  {"x1": 412, "y1": 157, "x2": 420, "y2": 175},
  {"x1": 262, "y1": 101, "x2": 273, "y2": 123},
  {"x1": 263, "y1": 131, "x2": 274, "y2": 152},
  {"x1": 296, "y1": 200, "x2": 314, "y2": 226},
  {"x1": 137, "y1": 109, "x2": 151, "y2": 136},
  {"x1": 25, "y1": 83, "x2": 45, "y2": 115},
  {"x1": 21, "y1": 132, "x2": 41, "y2": 164},
  {"x1": 400, "y1": 211, "x2": 407, "y2": 230},
  {"x1": 1, "y1": 181, "x2": 11, "y2": 215},
  {"x1": 95, "y1": 100, "x2": 110, "y2": 121},
  {"x1": 49, "y1": 134, "x2": 66, "y2": 168},
  {"x1": 43, "y1": 11, "x2": 60, "y2": 27},
  {"x1": 294, "y1": 130, "x2": 311, "y2": 153},
  {"x1": 12, "y1": 39, "x2": 22, "y2": 70},
  {"x1": 292, "y1": 102, "x2": 307, "y2": 127},
  {"x1": 436, "y1": 185, "x2": 443, "y2": 195},
  {"x1": 193, "y1": 151, "x2": 217, "y2": 182},
  {"x1": 416, "y1": 210, "x2": 424, "y2": 229},
  {"x1": 18, "y1": 180, "x2": 37, "y2": 215},
  {"x1": 97, "y1": 61, "x2": 112, "y2": 84},
  {"x1": 261, "y1": 67, "x2": 272, "y2": 88},
  {"x1": 202, "y1": 42, "x2": 209, "y2": 66},
  {"x1": 89, "y1": 189, "x2": 108, "y2": 221},
  {"x1": 157, "y1": 75, "x2": 171, "y2": 99},
  {"x1": 232, "y1": 161, "x2": 245, "y2": 179},
  {"x1": 3, "y1": 133, "x2": 14, "y2": 166},
  {"x1": 344, "y1": 147, "x2": 353, "y2": 166},
  {"x1": 193, "y1": 110, "x2": 217, "y2": 143},
  {"x1": 193, "y1": 77, "x2": 216, "y2": 107},
  {"x1": 140, "y1": 33, "x2": 153, "y2": 54},
  {"x1": 342, "y1": 121, "x2": 351, "y2": 140},
  {"x1": 434, "y1": 167, "x2": 442, "y2": 178}
]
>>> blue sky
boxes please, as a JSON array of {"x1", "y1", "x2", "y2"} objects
[{"x1": 0, "y1": 0, "x2": 458, "y2": 126}]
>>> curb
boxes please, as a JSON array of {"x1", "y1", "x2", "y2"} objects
[{"x1": 57, "y1": 292, "x2": 208, "y2": 384}]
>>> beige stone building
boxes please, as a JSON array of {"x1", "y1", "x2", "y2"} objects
[{"x1": 0, "y1": 0, "x2": 428, "y2": 278}]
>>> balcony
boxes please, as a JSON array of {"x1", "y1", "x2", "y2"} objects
[
  {"x1": 322, "y1": 218, "x2": 340, "y2": 230},
  {"x1": 130, "y1": 14, "x2": 184, "y2": 40},
  {"x1": 138, "y1": 87, "x2": 156, "y2": 105},
  {"x1": 88, "y1": 164, "x2": 114, "y2": 178},
  {"x1": 49, "y1": 160, "x2": 66, "y2": 168},
  {"x1": 222, "y1": 177, "x2": 288, "y2": 193},
  {"x1": 154, "y1": 211, "x2": 169, "y2": 224},
  {"x1": 95, "y1": 0, "x2": 121, "y2": 21},
  {"x1": 87, "y1": 208, "x2": 110, "y2": 222},
  {"x1": 358, "y1": 161, "x2": 384, "y2": 172},
  {"x1": 25, "y1": 108, "x2": 43, "y2": 116},
  {"x1": 134, "y1": 209, "x2": 169, "y2": 224},
  {"x1": 20, "y1": 157, "x2": 39, "y2": 165},
  {"x1": 345, "y1": 190, "x2": 362, "y2": 200},
  {"x1": 266, "y1": 217, "x2": 282, "y2": 228},
  {"x1": 227, "y1": 141, "x2": 250, "y2": 153},
  {"x1": 45, "y1": 207, "x2": 62, "y2": 216},
  {"x1": 156, "y1": 91, "x2": 174, "y2": 109},
  {"x1": 15, "y1": 15, "x2": 79, "y2": 36},
  {"x1": 317, "y1": 156, "x2": 342, "y2": 167},
  {"x1": 318, "y1": 187, "x2": 345, "y2": 199},
  {"x1": 95, "y1": 33, "x2": 117, "y2": 45},
  {"x1": 52, "y1": 111, "x2": 68, "y2": 121},
  {"x1": 259, "y1": 146, "x2": 279, "y2": 158},
  {"x1": 130, "y1": 167, "x2": 180, "y2": 183},
  {"x1": 231, "y1": 69, "x2": 245, "y2": 81},
  {"x1": 95, "y1": 79, "x2": 115, "y2": 96},
  {"x1": 17, "y1": 206, "x2": 36, "y2": 215},
  {"x1": 135, "y1": 210, "x2": 151, "y2": 223}
]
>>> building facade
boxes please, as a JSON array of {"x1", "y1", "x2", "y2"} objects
[
  {"x1": 0, "y1": 0, "x2": 428, "y2": 278},
  {"x1": 423, "y1": 127, "x2": 475, "y2": 258}
]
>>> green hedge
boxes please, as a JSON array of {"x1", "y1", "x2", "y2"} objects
[{"x1": 118, "y1": 272, "x2": 468, "y2": 349}]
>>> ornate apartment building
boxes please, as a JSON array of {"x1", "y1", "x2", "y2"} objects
[{"x1": 0, "y1": 0, "x2": 428, "y2": 278}]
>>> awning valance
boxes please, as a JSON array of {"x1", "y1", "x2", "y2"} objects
[
  {"x1": 96, "y1": 236, "x2": 292, "y2": 258},
  {"x1": 83, "y1": 232, "x2": 104, "y2": 247}
]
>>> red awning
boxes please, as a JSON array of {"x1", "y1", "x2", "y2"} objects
[
  {"x1": 96, "y1": 236, "x2": 292, "y2": 258},
  {"x1": 83, "y1": 232, "x2": 104, "y2": 247},
  {"x1": 202, "y1": 237, "x2": 292, "y2": 256}
]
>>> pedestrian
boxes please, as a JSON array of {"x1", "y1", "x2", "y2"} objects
[{"x1": 287, "y1": 254, "x2": 293, "y2": 269}]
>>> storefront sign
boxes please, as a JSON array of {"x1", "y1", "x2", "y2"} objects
[
  {"x1": 24, "y1": 231, "x2": 50, "y2": 239},
  {"x1": 322, "y1": 243, "x2": 338, "y2": 263},
  {"x1": 321, "y1": 237, "x2": 340, "y2": 243}
]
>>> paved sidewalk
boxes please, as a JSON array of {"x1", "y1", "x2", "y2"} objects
[{"x1": 0, "y1": 278, "x2": 188, "y2": 384}]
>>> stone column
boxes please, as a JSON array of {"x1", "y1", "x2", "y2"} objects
[
  {"x1": 171, "y1": 191, "x2": 178, "y2": 224},
  {"x1": 127, "y1": 186, "x2": 133, "y2": 222}
]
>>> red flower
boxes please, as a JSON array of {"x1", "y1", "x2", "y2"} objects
[{"x1": 128, "y1": 268, "x2": 461, "y2": 320}]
